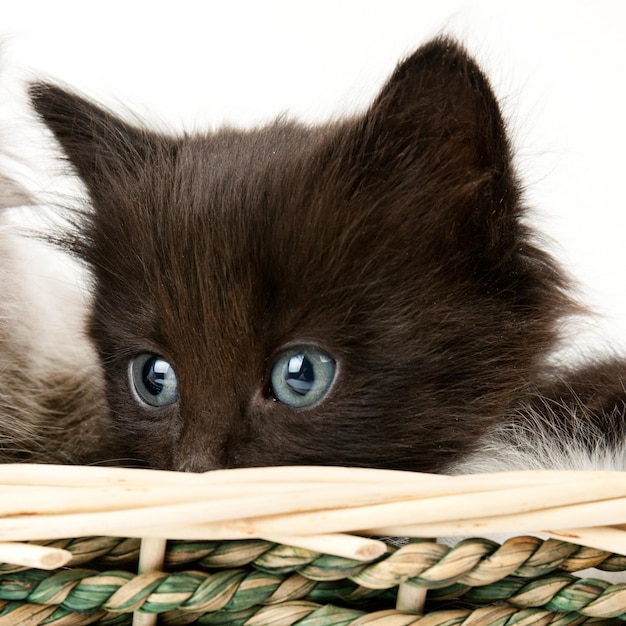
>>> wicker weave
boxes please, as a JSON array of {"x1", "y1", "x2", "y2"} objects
[
  {"x1": 2, "y1": 465, "x2": 626, "y2": 625},
  {"x1": 1, "y1": 536, "x2": 626, "y2": 624}
]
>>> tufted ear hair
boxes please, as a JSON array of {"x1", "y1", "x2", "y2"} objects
[
  {"x1": 29, "y1": 82, "x2": 174, "y2": 203},
  {"x1": 346, "y1": 37, "x2": 520, "y2": 260},
  {"x1": 29, "y1": 82, "x2": 183, "y2": 272}
]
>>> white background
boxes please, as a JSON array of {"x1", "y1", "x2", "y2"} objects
[{"x1": 1, "y1": 0, "x2": 625, "y2": 356}]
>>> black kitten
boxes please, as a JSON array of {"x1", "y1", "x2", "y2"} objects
[{"x1": 29, "y1": 37, "x2": 626, "y2": 473}]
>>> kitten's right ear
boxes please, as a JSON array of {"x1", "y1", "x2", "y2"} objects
[{"x1": 29, "y1": 83, "x2": 159, "y2": 201}]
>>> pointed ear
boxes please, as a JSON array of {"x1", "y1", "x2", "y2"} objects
[
  {"x1": 369, "y1": 37, "x2": 510, "y2": 171},
  {"x1": 348, "y1": 37, "x2": 519, "y2": 257},
  {"x1": 29, "y1": 83, "x2": 165, "y2": 202}
]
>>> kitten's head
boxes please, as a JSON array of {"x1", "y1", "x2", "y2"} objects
[{"x1": 31, "y1": 38, "x2": 573, "y2": 472}]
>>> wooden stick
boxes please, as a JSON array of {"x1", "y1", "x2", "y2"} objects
[
  {"x1": 260, "y1": 533, "x2": 387, "y2": 561},
  {"x1": 1, "y1": 463, "x2": 624, "y2": 489},
  {"x1": 2, "y1": 466, "x2": 626, "y2": 559},
  {"x1": 0, "y1": 464, "x2": 189, "y2": 487},
  {"x1": 0, "y1": 464, "x2": 433, "y2": 487},
  {"x1": 0, "y1": 473, "x2": 492, "y2": 511},
  {"x1": 187, "y1": 477, "x2": 626, "y2": 537},
  {"x1": 3, "y1": 476, "x2": 626, "y2": 543},
  {"x1": 133, "y1": 537, "x2": 167, "y2": 626},
  {"x1": 0, "y1": 542, "x2": 72, "y2": 570},
  {"x1": 138, "y1": 537, "x2": 167, "y2": 574},
  {"x1": 363, "y1": 497, "x2": 626, "y2": 541},
  {"x1": 545, "y1": 526, "x2": 626, "y2": 555},
  {"x1": 396, "y1": 582, "x2": 427, "y2": 614},
  {"x1": 3, "y1": 472, "x2": 625, "y2": 521},
  {"x1": 0, "y1": 481, "x2": 415, "y2": 517}
]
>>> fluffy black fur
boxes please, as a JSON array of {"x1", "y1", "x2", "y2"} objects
[{"x1": 29, "y1": 38, "x2": 626, "y2": 472}]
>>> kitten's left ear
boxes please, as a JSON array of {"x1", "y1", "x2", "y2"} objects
[{"x1": 346, "y1": 37, "x2": 518, "y2": 257}]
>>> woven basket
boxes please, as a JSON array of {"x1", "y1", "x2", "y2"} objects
[{"x1": 1, "y1": 464, "x2": 626, "y2": 625}]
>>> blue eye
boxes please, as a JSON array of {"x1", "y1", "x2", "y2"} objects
[
  {"x1": 130, "y1": 353, "x2": 179, "y2": 407},
  {"x1": 270, "y1": 347, "x2": 336, "y2": 408}
]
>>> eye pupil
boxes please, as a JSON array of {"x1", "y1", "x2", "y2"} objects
[
  {"x1": 284, "y1": 354, "x2": 315, "y2": 396},
  {"x1": 270, "y1": 347, "x2": 336, "y2": 408},
  {"x1": 143, "y1": 358, "x2": 171, "y2": 396},
  {"x1": 130, "y1": 354, "x2": 179, "y2": 407}
]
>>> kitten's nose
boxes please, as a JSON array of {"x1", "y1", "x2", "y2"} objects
[
  {"x1": 173, "y1": 408, "x2": 241, "y2": 472},
  {"x1": 175, "y1": 455, "x2": 222, "y2": 473},
  {"x1": 173, "y1": 442, "x2": 230, "y2": 472}
]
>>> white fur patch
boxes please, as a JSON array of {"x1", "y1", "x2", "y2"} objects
[{"x1": 450, "y1": 396, "x2": 626, "y2": 474}]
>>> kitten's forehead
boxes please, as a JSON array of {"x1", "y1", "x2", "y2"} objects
[{"x1": 167, "y1": 124, "x2": 347, "y2": 267}]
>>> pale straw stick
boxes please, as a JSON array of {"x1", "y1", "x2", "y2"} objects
[
  {"x1": 133, "y1": 537, "x2": 167, "y2": 626},
  {"x1": 395, "y1": 539, "x2": 431, "y2": 613},
  {"x1": 0, "y1": 483, "x2": 439, "y2": 541},
  {"x1": 364, "y1": 497, "x2": 626, "y2": 540},
  {"x1": 189, "y1": 477, "x2": 626, "y2": 538},
  {"x1": 2, "y1": 473, "x2": 622, "y2": 519},
  {"x1": 0, "y1": 482, "x2": 411, "y2": 517},
  {"x1": 3, "y1": 479, "x2": 626, "y2": 544},
  {"x1": 0, "y1": 542, "x2": 71, "y2": 570},
  {"x1": 0, "y1": 464, "x2": 432, "y2": 487},
  {"x1": 0, "y1": 463, "x2": 190, "y2": 487},
  {"x1": 7, "y1": 470, "x2": 626, "y2": 536},
  {"x1": 261, "y1": 533, "x2": 387, "y2": 560},
  {"x1": 2, "y1": 463, "x2": 622, "y2": 489},
  {"x1": 0, "y1": 476, "x2": 474, "y2": 520},
  {"x1": 545, "y1": 526, "x2": 626, "y2": 555},
  {"x1": 129, "y1": 466, "x2": 626, "y2": 488},
  {"x1": 0, "y1": 476, "x2": 510, "y2": 540},
  {"x1": 138, "y1": 537, "x2": 167, "y2": 575},
  {"x1": 396, "y1": 583, "x2": 427, "y2": 614}
]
